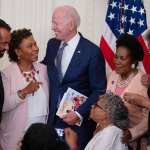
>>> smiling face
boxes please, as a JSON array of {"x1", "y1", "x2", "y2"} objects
[
  {"x1": 114, "y1": 46, "x2": 133, "y2": 76},
  {"x1": 52, "y1": 9, "x2": 76, "y2": 42},
  {"x1": 0, "y1": 28, "x2": 11, "y2": 57},
  {"x1": 16, "y1": 35, "x2": 39, "y2": 63}
]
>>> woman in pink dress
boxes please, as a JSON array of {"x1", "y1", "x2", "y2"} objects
[
  {"x1": 0, "y1": 28, "x2": 49, "y2": 150},
  {"x1": 107, "y1": 34, "x2": 149, "y2": 150}
]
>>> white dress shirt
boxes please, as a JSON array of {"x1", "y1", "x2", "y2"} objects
[{"x1": 61, "y1": 32, "x2": 80, "y2": 77}]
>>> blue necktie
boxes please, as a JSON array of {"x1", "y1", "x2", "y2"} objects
[{"x1": 55, "y1": 42, "x2": 67, "y2": 81}]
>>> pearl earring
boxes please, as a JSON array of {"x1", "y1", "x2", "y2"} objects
[{"x1": 131, "y1": 64, "x2": 135, "y2": 69}]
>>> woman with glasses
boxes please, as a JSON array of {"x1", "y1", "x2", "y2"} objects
[{"x1": 65, "y1": 93, "x2": 129, "y2": 150}]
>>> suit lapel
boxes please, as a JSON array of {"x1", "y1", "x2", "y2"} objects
[
  {"x1": 52, "y1": 41, "x2": 62, "y2": 83},
  {"x1": 62, "y1": 37, "x2": 83, "y2": 83}
]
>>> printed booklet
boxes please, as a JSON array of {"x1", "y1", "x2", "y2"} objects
[{"x1": 56, "y1": 87, "x2": 87, "y2": 117}]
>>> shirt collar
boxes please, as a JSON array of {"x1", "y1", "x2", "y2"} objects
[
  {"x1": 61, "y1": 32, "x2": 80, "y2": 48},
  {"x1": 67, "y1": 32, "x2": 80, "y2": 46}
]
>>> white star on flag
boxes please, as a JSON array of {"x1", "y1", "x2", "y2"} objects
[
  {"x1": 110, "y1": 1, "x2": 117, "y2": 9},
  {"x1": 108, "y1": 13, "x2": 115, "y2": 20},
  {"x1": 127, "y1": 29, "x2": 134, "y2": 35},
  {"x1": 139, "y1": 8, "x2": 145, "y2": 15},
  {"x1": 124, "y1": 4, "x2": 129, "y2": 10},
  {"x1": 129, "y1": 17, "x2": 135, "y2": 25},
  {"x1": 138, "y1": 19, "x2": 144, "y2": 27},
  {"x1": 131, "y1": 5, "x2": 137, "y2": 13}
]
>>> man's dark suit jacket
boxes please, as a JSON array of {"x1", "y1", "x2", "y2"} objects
[
  {"x1": 0, "y1": 72, "x2": 4, "y2": 122},
  {"x1": 42, "y1": 34, "x2": 107, "y2": 149}
]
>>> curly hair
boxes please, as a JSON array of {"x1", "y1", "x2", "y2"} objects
[
  {"x1": 8, "y1": 28, "x2": 32, "y2": 62},
  {"x1": 97, "y1": 93, "x2": 129, "y2": 129},
  {"x1": 116, "y1": 34, "x2": 144, "y2": 68}
]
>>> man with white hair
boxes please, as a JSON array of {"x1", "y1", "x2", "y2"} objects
[
  {"x1": 42, "y1": 5, "x2": 107, "y2": 149},
  {"x1": 0, "y1": 19, "x2": 11, "y2": 122}
]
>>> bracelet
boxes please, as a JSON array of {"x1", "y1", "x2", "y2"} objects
[{"x1": 17, "y1": 90, "x2": 26, "y2": 99}]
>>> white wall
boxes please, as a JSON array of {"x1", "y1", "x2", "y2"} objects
[{"x1": 0, "y1": 0, "x2": 150, "y2": 69}]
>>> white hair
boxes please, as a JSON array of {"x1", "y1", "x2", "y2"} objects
[{"x1": 53, "y1": 5, "x2": 81, "y2": 28}]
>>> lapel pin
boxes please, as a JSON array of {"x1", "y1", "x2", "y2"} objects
[{"x1": 77, "y1": 50, "x2": 81, "y2": 54}]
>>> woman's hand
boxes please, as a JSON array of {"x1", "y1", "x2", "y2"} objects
[
  {"x1": 124, "y1": 92, "x2": 150, "y2": 109},
  {"x1": 64, "y1": 128, "x2": 78, "y2": 150},
  {"x1": 21, "y1": 80, "x2": 42, "y2": 97},
  {"x1": 122, "y1": 129, "x2": 132, "y2": 144}
]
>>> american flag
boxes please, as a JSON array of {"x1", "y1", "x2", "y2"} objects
[{"x1": 100, "y1": 0, "x2": 150, "y2": 74}]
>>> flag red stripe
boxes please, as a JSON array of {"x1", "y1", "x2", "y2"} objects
[
  {"x1": 138, "y1": 35, "x2": 150, "y2": 74},
  {"x1": 100, "y1": 36, "x2": 115, "y2": 70}
]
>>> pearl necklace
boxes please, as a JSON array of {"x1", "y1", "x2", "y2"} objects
[{"x1": 117, "y1": 72, "x2": 136, "y2": 88}]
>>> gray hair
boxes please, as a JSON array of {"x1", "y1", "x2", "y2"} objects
[
  {"x1": 98, "y1": 93, "x2": 129, "y2": 129},
  {"x1": 54, "y1": 5, "x2": 80, "y2": 28}
]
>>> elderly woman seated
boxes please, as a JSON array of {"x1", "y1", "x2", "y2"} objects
[{"x1": 65, "y1": 93, "x2": 129, "y2": 150}]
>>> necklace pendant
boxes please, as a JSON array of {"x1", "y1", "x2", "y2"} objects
[{"x1": 26, "y1": 77, "x2": 30, "y2": 82}]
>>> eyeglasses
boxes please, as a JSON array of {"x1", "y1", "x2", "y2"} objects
[{"x1": 93, "y1": 103, "x2": 106, "y2": 112}]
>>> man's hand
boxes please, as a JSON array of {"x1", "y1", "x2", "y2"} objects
[
  {"x1": 64, "y1": 128, "x2": 78, "y2": 150},
  {"x1": 62, "y1": 111, "x2": 80, "y2": 125},
  {"x1": 122, "y1": 129, "x2": 132, "y2": 144}
]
